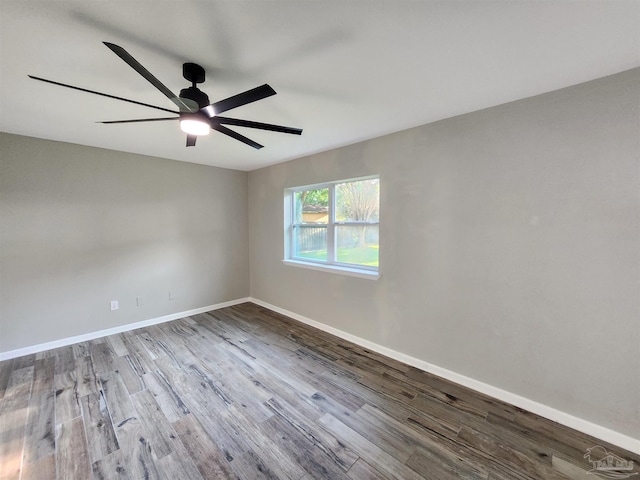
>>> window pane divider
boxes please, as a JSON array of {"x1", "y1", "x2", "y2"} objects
[
  {"x1": 327, "y1": 183, "x2": 335, "y2": 263},
  {"x1": 333, "y1": 222, "x2": 379, "y2": 226}
]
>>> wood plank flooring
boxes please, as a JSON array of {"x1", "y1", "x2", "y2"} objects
[{"x1": 0, "y1": 302, "x2": 638, "y2": 479}]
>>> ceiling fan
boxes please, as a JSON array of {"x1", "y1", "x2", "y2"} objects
[{"x1": 29, "y1": 42, "x2": 302, "y2": 149}]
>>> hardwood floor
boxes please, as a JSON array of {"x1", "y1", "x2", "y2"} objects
[{"x1": 0, "y1": 302, "x2": 638, "y2": 479}]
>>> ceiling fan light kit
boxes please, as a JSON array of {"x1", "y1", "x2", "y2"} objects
[
  {"x1": 180, "y1": 117, "x2": 210, "y2": 136},
  {"x1": 29, "y1": 42, "x2": 302, "y2": 149}
]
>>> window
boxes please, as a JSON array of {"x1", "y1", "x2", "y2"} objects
[{"x1": 285, "y1": 176, "x2": 379, "y2": 277}]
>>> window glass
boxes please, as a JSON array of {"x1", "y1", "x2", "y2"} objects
[
  {"x1": 293, "y1": 225, "x2": 327, "y2": 261},
  {"x1": 335, "y1": 179, "x2": 380, "y2": 223},
  {"x1": 335, "y1": 225, "x2": 379, "y2": 267},
  {"x1": 294, "y1": 188, "x2": 328, "y2": 224}
]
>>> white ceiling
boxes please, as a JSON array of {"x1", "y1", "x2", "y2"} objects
[{"x1": 1, "y1": 1, "x2": 639, "y2": 171}]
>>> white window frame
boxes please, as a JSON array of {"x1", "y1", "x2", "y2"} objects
[{"x1": 283, "y1": 176, "x2": 380, "y2": 280}]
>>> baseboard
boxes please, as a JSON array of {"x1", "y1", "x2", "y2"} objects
[
  {"x1": 249, "y1": 297, "x2": 640, "y2": 454},
  {"x1": 0, "y1": 297, "x2": 251, "y2": 361}
]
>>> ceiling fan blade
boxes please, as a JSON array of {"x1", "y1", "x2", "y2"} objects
[
  {"x1": 186, "y1": 135, "x2": 197, "y2": 147},
  {"x1": 214, "y1": 116, "x2": 302, "y2": 135},
  {"x1": 103, "y1": 42, "x2": 198, "y2": 113},
  {"x1": 212, "y1": 124, "x2": 263, "y2": 149},
  {"x1": 28, "y1": 75, "x2": 179, "y2": 114},
  {"x1": 98, "y1": 117, "x2": 179, "y2": 124},
  {"x1": 211, "y1": 84, "x2": 276, "y2": 114}
]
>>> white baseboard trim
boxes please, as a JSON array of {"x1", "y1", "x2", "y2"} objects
[
  {"x1": 249, "y1": 297, "x2": 640, "y2": 454},
  {"x1": 0, "y1": 297, "x2": 251, "y2": 361}
]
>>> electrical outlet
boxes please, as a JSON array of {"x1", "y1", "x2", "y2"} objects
[
  {"x1": 136, "y1": 297, "x2": 144, "y2": 307},
  {"x1": 168, "y1": 291, "x2": 175, "y2": 301},
  {"x1": 110, "y1": 300, "x2": 119, "y2": 311}
]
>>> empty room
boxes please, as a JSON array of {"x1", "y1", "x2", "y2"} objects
[{"x1": 1, "y1": 1, "x2": 639, "y2": 479}]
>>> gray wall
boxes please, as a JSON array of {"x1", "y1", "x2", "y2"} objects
[
  {"x1": 248, "y1": 69, "x2": 640, "y2": 438},
  {"x1": 0, "y1": 134, "x2": 249, "y2": 353}
]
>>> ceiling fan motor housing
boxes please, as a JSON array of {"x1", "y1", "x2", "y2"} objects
[
  {"x1": 180, "y1": 62, "x2": 209, "y2": 109},
  {"x1": 180, "y1": 86, "x2": 210, "y2": 109}
]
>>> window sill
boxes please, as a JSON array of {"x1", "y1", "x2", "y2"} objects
[{"x1": 282, "y1": 259, "x2": 380, "y2": 280}]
